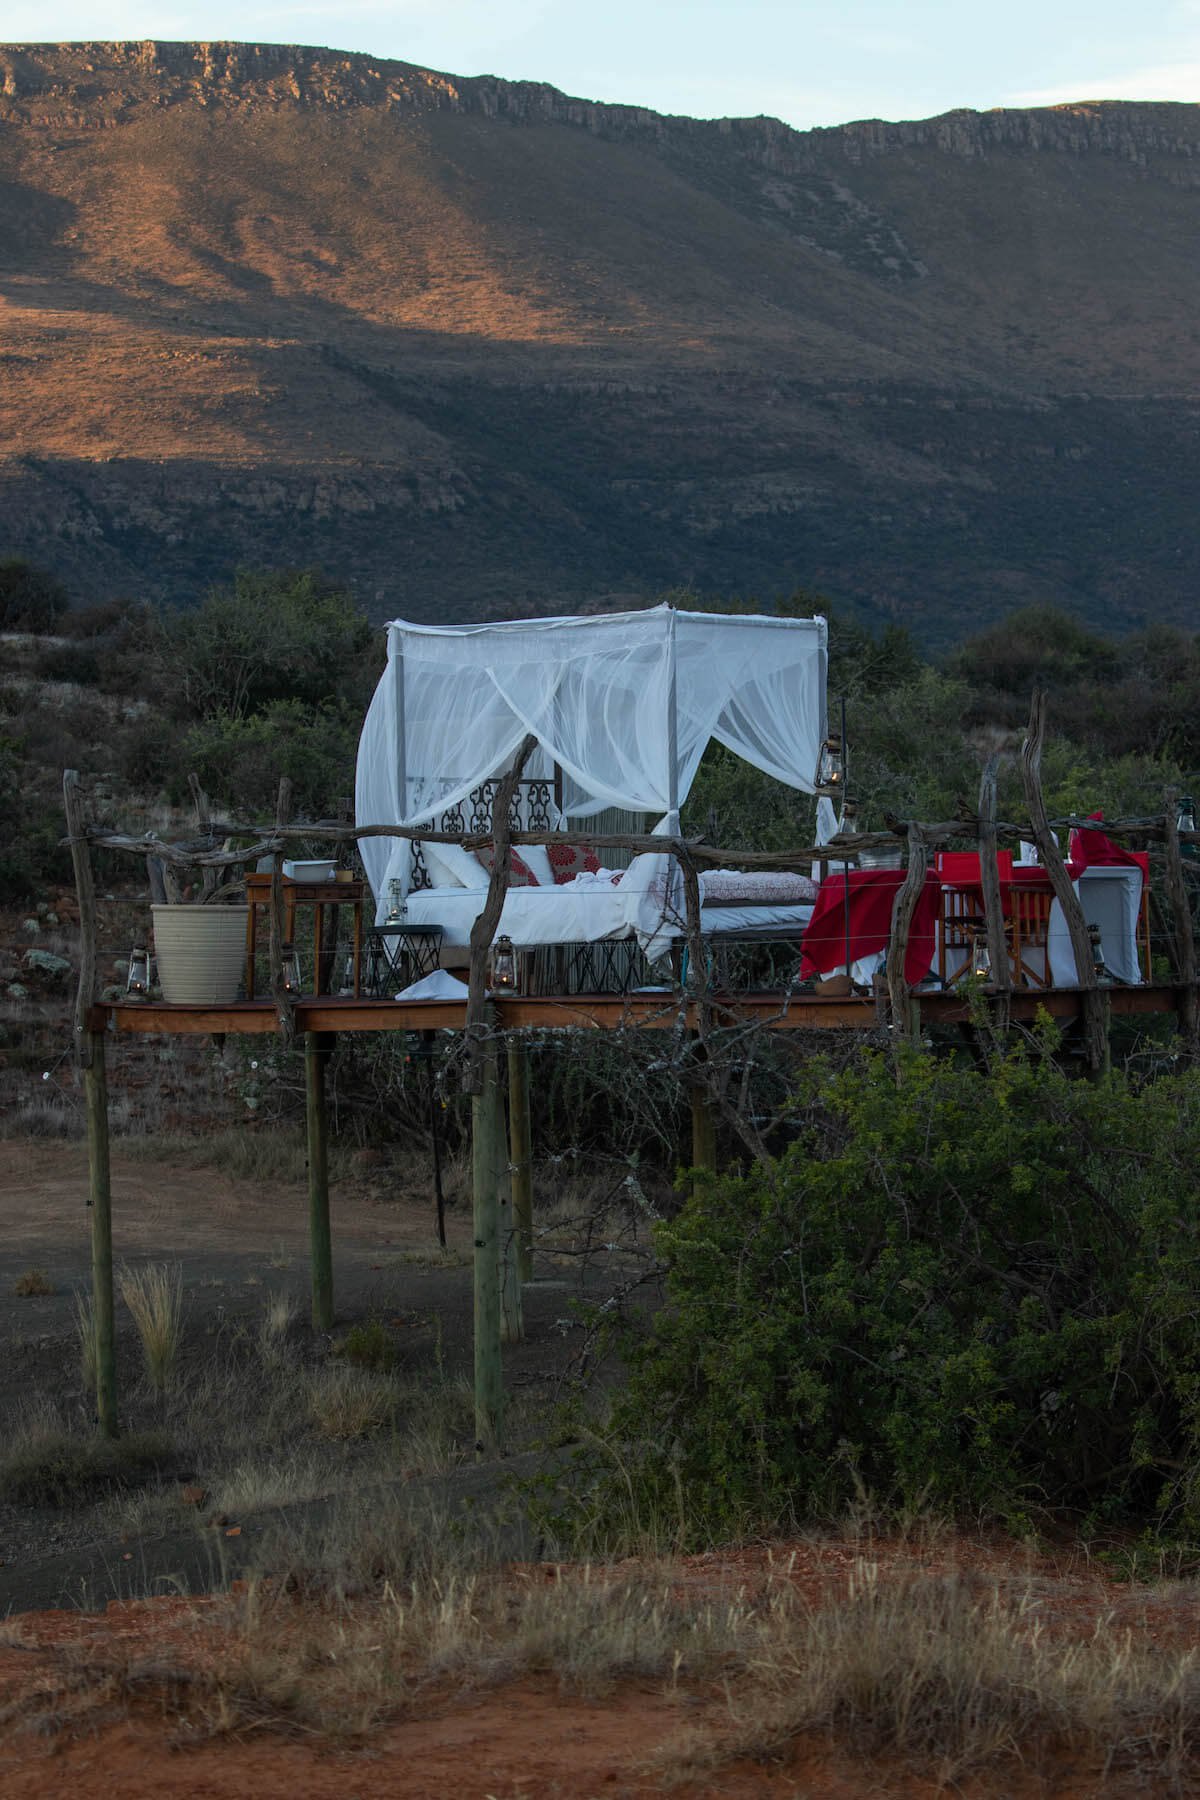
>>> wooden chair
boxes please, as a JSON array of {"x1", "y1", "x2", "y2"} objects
[
  {"x1": 1008, "y1": 881, "x2": 1054, "y2": 988},
  {"x1": 936, "y1": 851, "x2": 1014, "y2": 984}
]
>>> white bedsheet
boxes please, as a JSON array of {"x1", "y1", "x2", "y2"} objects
[{"x1": 401, "y1": 882, "x2": 812, "y2": 949}]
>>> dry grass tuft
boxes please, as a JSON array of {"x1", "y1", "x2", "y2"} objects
[
  {"x1": 662, "y1": 1558, "x2": 1200, "y2": 1790},
  {"x1": 74, "y1": 1288, "x2": 97, "y2": 1392},
  {"x1": 12, "y1": 1267, "x2": 54, "y2": 1296},
  {"x1": 308, "y1": 1367, "x2": 400, "y2": 1441},
  {"x1": 119, "y1": 1262, "x2": 183, "y2": 1393}
]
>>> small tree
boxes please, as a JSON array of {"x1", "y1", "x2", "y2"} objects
[{"x1": 154, "y1": 567, "x2": 378, "y2": 721}]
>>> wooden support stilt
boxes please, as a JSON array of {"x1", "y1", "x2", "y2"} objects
[
  {"x1": 85, "y1": 1028, "x2": 118, "y2": 1438},
  {"x1": 472, "y1": 1015, "x2": 506, "y2": 1452},
  {"x1": 305, "y1": 1031, "x2": 334, "y2": 1332},
  {"x1": 690, "y1": 1079, "x2": 718, "y2": 1195},
  {"x1": 507, "y1": 1034, "x2": 534, "y2": 1283}
]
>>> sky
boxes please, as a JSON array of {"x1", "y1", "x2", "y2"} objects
[{"x1": 3, "y1": 0, "x2": 1199, "y2": 129}]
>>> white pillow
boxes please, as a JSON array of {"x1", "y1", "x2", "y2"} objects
[
  {"x1": 421, "y1": 839, "x2": 488, "y2": 889},
  {"x1": 518, "y1": 843, "x2": 555, "y2": 888}
]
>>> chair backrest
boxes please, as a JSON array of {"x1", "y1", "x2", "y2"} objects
[{"x1": 936, "y1": 850, "x2": 1013, "y2": 885}]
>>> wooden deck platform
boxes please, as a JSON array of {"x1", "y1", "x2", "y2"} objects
[{"x1": 91, "y1": 982, "x2": 1186, "y2": 1037}]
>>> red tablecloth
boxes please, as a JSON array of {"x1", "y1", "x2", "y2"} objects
[
  {"x1": 1068, "y1": 816, "x2": 1146, "y2": 877},
  {"x1": 800, "y1": 869, "x2": 941, "y2": 984}
]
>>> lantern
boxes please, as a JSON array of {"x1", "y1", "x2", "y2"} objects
[
  {"x1": 386, "y1": 877, "x2": 408, "y2": 923},
  {"x1": 1087, "y1": 922, "x2": 1111, "y2": 985},
  {"x1": 126, "y1": 946, "x2": 151, "y2": 998},
  {"x1": 817, "y1": 735, "x2": 845, "y2": 791},
  {"x1": 489, "y1": 934, "x2": 518, "y2": 991},
  {"x1": 970, "y1": 936, "x2": 991, "y2": 981},
  {"x1": 281, "y1": 944, "x2": 303, "y2": 995},
  {"x1": 1179, "y1": 796, "x2": 1197, "y2": 860}
]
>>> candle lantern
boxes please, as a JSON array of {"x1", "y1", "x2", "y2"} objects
[
  {"x1": 386, "y1": 877, "x2": 408, "y2": 923},
  {"x1": 970, "y1": 936, "x2": 991, "y2": 981},
  {"x1": 817, "y1": 735, "x2": 845, "y2": 792},
  {"x1": 281, "y1": 944, "x2": 303, "y2": 995},
  {"x1": 1179, "y1": 795, "x2": 1197, "y2": 860},
  {"x1": 489, "y1": 934, "x2": 518, "y2": 991},
  {"x1": 126, "y1": 946, "x2": 151, "y2": 998},
  {"x1": 1087, "y1": 921, "x2": 1112, "y2": 985}
]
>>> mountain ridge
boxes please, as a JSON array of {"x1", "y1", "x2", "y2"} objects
[{"x1": 1, "y1": 42, "x2": 1198, "y2": 643}]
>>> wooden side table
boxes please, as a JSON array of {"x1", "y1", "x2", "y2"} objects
[{"x1": 244, "y1": 875, "x2": 365, "y2": 998}]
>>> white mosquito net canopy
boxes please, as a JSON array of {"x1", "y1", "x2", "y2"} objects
[{"x1": 355, "y1": 604, "x2": 828, "y2": 910}]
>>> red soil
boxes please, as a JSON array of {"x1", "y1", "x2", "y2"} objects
[{"x1": 0, "y1": 1536, "x2": 1193, "y2": 1800}]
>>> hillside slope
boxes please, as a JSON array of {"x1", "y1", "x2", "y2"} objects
[{"x1": 1, "y1": 41, "x2": 1198, "y2": 641}]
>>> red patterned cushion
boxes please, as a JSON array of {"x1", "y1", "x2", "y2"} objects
[
  {"x1": 474, "y1": 845, "x2": 540, "y2": 887},
  {"x1": 546, "y1": 842, "x2": 601, "y2": 885}
]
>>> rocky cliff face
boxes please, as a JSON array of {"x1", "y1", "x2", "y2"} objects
[{"x1": 1, "y1": 42, "x2": 1198, "y2": 642}]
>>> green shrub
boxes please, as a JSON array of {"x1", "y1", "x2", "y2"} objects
[
  {"x1": 0, "y1": 1429, "x2": 172, "y2": 1507},
  {"x1": 581, "y1": 1045, "x2": 1200, "y2": 1544}
]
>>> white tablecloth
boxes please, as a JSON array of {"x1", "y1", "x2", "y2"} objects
[{"x1": 1047, "y1": 866, "x2": 1143, "y2": 985}]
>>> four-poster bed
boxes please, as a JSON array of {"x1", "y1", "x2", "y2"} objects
[{"x1": 355, "y1": 605, "x2": 830, "y2": 968}]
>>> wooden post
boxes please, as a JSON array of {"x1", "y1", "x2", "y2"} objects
[
  {"x1": 690, "y1": 1076, "x2": 718, "y2": 1194},
  {"x1": 63, "y1": 771, "x2": 99, "y2": 1070},
  {"x1": 270, "y1": 776, "x2": 296, "y2": 1046},
  {"x1": 886, "y1": 822, "x2": 928, "y2": 1047},
  {"x1": 679, "y1": 850, "x2": 710, "y2": 1032},
  {"x1": 977, "y1": 752, "x2": 1011, "y2": 1037},
  {"x1": 472, "y1": 1014, "x2": 505, "y2": 1452},
  {"x1": 1163, "y1": 794, "x2": 1198, "y2": 1052},
  {"x1": 1020, "y1": 691, "x2": 1107, "y2": 1072},
  {"x1": 507, "y1": 1034, "x2": 534, "y2": 1283},
  {"x1": 85, "y1": 1028, "x2": 118, "y2": 1438},
  {"x1": 305, "y1": 1031, "x2": 334, "y2": 1331},
  {"x1": 464, "y1": 735, "x2": 538, "y2": 1096}
]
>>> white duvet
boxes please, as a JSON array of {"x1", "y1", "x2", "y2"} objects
[{"x1": 401, "y1": 863, "x2": 812, "y2": 953}]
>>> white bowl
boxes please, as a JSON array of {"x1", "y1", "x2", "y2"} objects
[{"x1": 284, "y1": 859, "x2": 336, "y2": 882}]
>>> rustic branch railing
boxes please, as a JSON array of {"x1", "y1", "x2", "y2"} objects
[{"x1": 62, "y1": 684, "x2": 1200, "y2": 1078}]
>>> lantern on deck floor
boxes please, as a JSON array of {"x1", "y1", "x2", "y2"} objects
[
  {"x1": 125, "y1": 946, "x2": 151, "y2": 998},
  {"x1": 489, "y1": 934, "x2": 518, "y2": 991},
  {"x1": 281, "y1": 944, "x2": 303, "y2": 996},
  {"x1": 1088, "y1": 922, "x2": 1112, "y2": 986}
]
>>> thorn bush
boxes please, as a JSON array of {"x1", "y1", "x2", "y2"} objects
[{"x1": 577, "y1": 1040, "x2": 1200, "y2": 1543}]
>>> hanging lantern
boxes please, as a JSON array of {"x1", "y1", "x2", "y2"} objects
[
  {"x1": 1087, "y1": 922, "x2": 1111, "y2": 985},
  {"x1": 971, "y1": 936, "x2": 991, "y2": 981},
  {"x1": 386, "y1": 877, "x2": 408, "y2": 923},
  {"x1": 281, "y1": 944, "x2": 303, "y2": 995},
  {"x1": 489, "y1": 934, "x2": 518, "y2": 991},
  {"x1": 817, "y1": 735, "x2": 845, "y2": 791},
  {"x1": 1178, "y1": 796, "x2": 1197, "y2": 860},
  {"x1": 126, "y1": 946, "x2": 151, "y2": 998}
]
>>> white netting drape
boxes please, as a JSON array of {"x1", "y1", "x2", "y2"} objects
[{"x1": 356, "y1": 606, "x2": 828, "y2": 933}]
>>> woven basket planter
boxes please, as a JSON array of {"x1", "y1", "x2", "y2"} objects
[{"x1": 151, "y1": 904, "x2": 249, "y2": 1005}]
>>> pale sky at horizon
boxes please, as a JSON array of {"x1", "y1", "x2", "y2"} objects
[{"x1": 2, "y1": 0, "x2": 1198, "y2": 130}]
